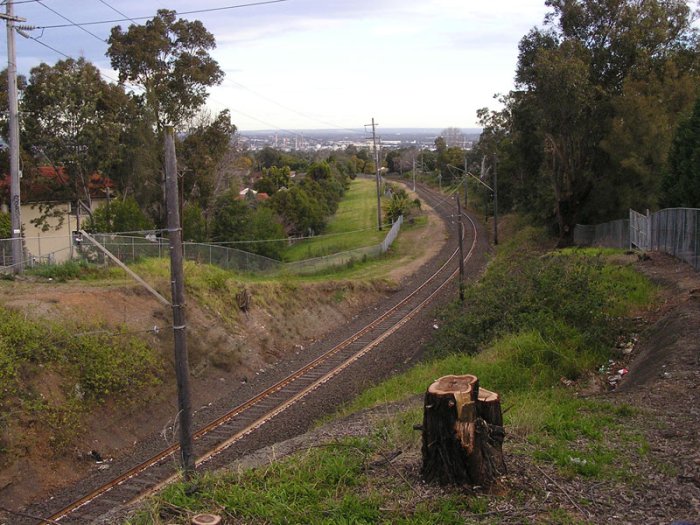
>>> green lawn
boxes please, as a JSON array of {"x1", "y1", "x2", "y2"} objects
[{"x1": 282, "y1": 178, "x2": 386, "y2": 262}]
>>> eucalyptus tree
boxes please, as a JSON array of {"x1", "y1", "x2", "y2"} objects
[
  {"x1": 179, "y1": 109, "x2": 236, "y2": 209},
  {"x1": 661, "y1": 97, "x2": 700, "y2": 208},
  {"x1": 107, "y1": 10, "x2": 225, "y2": 223},
  {"x1": 511, "y1": 0, "x2": 699, "y2": 243},
  {"x1": 107, "y1": 9, "x2": 224, "y2": 132},
  {"x1": 21, "y1": 58, "x2": 131, "y2": 206}
]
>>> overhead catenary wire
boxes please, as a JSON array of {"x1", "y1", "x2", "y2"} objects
[
  {"x1": 8, "y1": 0, "x2": 364, "y2": 140},
  {"x1": 35, "y1": 0, "x2": 106, "y2": 42},
  {"x1": 228, "y1": 80, "x2": 362, "y2": 135},
  {"x1": 94, "y1": 0, "x2": 137, "y2": 23},
  {"x1": 33, "y1": 0, "x2": 290, "y2": 29}
]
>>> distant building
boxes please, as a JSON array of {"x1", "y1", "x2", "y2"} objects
[{"x1": 237, "y1": 187, "x2": 270, "y2": 202}]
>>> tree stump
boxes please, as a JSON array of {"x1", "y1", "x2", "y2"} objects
[{"x1": 421, "y1": 374, "x2": 506, "y2": 486}]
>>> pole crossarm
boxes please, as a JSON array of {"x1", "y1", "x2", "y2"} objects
[
  {"x1": 447, "y1": 164, "x2": 493, "y2": 192},
  {"x1": 0, "y1": 14, "x2": 27, "y2": 22}
]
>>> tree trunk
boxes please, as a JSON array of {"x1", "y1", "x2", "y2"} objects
[
  {"x1": 556, "y1": 197, "x2": 576, "y2": 247},
  {"x1": 421, "y1": 374, "x2": 506, "y2": 487}
]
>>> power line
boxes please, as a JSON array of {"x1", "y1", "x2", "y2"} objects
[
  {"x1": 34, "y1": 0, "x2": 290, "y2": 29},
  {"x1": 35, "y1": 0, "x2": 106, "y2": 42},
  {"x1": 24, "y1": 32, "x2": 70, "y2": 58},
  {"x1": 228, "y1": 80, "x2": 361, "y2": 134},
  {"x1": 11, "y1": 0, "x2": 345, "y2": 141},
  {"x1": 221, "y1": 102, "x2": 328, "y2": 145},
  {"x1": 21, "y1": 30, "x2": 146, "y2": 94},
  {"x1": 24, "y1": 33, "x2": 121, "y2": 84},
  {"x1": 94, "y1": 0, "x2": 136, "y2": 23},
  {"x1": 18, "y1": 20, "x2": 321, "y2": 139}
]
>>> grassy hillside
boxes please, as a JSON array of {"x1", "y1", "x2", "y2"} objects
[
  {"x1": 127, "y1": 227, "x2": 659, "y2": 524},
  {"x1": 282, "y1": 178, "x2": 387, "y2": 262}
]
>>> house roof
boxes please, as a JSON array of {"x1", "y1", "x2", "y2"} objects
[
  {"x1": 0, "y1": 166, "x2": 115, "y2": 203},
  {"x1": 236, "y1": 188, "x2": 270, "y2": 202}
]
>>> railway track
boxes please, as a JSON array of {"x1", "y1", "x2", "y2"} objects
[{"x1": 35, "y1": 184, "x2": 482, "y2": 524}]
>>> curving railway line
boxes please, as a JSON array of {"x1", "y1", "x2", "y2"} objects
[{"x1": 27, "y1": 184, "x2": 488, "y2": 524}]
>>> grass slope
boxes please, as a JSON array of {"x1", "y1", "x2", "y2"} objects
[
  {"x1": 283, "y1": 178, "x2": 386, "y2": 262},
  {"x1": 127, "y1": 227, "x2": 659, "y2": 524}
]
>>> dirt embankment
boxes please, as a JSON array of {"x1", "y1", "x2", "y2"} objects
[{"x1": 0, "y1": 198, "x2": 447, "y2": 512}]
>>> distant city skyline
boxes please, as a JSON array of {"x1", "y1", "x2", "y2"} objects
[
  {"x1": 239, "y1": 127, "x2": 482, "y2": 152},
  {"x1": 3, "y1": 0, "x2": 552, "y2": 131}
]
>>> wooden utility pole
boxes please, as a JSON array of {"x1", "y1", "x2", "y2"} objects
[
  {"x1": 164, "y1": 129, "x2": 195, "y2": 478},
  {"x1": 456, "y1": 196, "x2": 465, "y2": 303},
  {"x1": 463, "y1": 154, "x2": 468, "y2": 209},
  {"x1": 493, "y1": 154, "x2": 499, "y2": 246},
  {"x1": 368, "y1": 118, "x2": 382, "y2": 231},
  {"x1": 4, "y1": 3, "x2": 24, "y2": 273},
  {"x1": 412, "y1": 156, "x2": 416, "y2": 192}
]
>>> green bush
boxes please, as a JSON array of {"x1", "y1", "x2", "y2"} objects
[
  {"x1": 0, "y1": 212, "x2": 10, "y2": 239},
  {"x1": 85, "y1": 196, "x2": 153, "y2": 233},
  {"x1": 25, "y1": 260, "x2": 91, "y2": 282},
  {"x1": 0, "y1": 306, "x2": 163, "y2": 406},
  {"x1": 431, "y1": 230, "x2": 653, "y2": 359}
]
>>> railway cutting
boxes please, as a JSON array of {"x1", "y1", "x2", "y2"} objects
[{"x1": 20, "y1": 184, "x2": 490, "y2": 524}]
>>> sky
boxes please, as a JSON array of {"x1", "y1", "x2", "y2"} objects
[{"x1": 2, "y1": 0, "x2": 553, "y2": 132}]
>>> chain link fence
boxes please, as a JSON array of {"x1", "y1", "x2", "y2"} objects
[
  {"x1": 0, "y1": 236, "x2": 75, "y2": 272},
  {"x1": 284, "y1": 216, "x2": 403, "y2": 275},
  {"x1": 575, "y1": 207, "x2": 700, "y2": 271},
  {"x1": 573, "y1": 219, "x2": 629, "y2": 249},
  {"x1": 0, "y1": 239, "x2": 13, "y2": 268},
  {"x1": 1, "y1": 215, "x2": 405, "y2": 275},
  {"x1": 84, "y1": 234, "x2": 283, "y2": 273}
]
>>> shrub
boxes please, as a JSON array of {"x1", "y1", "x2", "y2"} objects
[
  {"x1": 431, "y1": 229, "x2": 654, "y2": 358},
  {"x1": 0, "y1": 306, "x2": 163, "y2": 407},
  {"x1": 85, "y1": 196, "x2": 153, "y2": 233}
]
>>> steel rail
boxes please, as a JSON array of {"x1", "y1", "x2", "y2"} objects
[{"x1": 45, "y1": 184, "x2": 478, "y2": 524}]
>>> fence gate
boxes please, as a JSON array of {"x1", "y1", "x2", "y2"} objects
[{"x1": 629, "y1": 209, "x2": 651, "y2": 251}]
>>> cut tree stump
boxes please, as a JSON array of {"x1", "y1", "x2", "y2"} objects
[{"x1": 420, "y1": 374, "x2": 506, "y2": 486}]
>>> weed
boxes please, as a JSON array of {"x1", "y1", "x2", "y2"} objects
[
  {"x1": 24, "y1": 260, "x2": 110, "y2": 282},
  {"x1": 0, "y1": 306, "x2": 163, "y2": 455},
  {"x1": 430, "y1": 228, "x2": 655, "y2": 359},
  {"x1": 332, "y1": 288, "x2": 346, "y2": 303},
  {"x1": 546, "y1": 507, "x2": 588, "y2": 524}
]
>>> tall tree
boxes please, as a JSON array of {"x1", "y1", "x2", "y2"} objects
[
  {"x1": 179, "y1": 109, "x2": 236, "y2": 209},
  {"x1": 107, "y1": 9, "x2": 224, "y2": 131},
  {"x1": 512, "y1": 0, "x2": 699, "y2": 244},
  {"x1": 661, "y1": 97, "x2": 700, "y2": 207},
  {"x1": 21, "y1": 58, "x2": 131, "y2": 205},
  {"x1": 0, "y1": 68, "x2": 26, "y2": 139}
]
